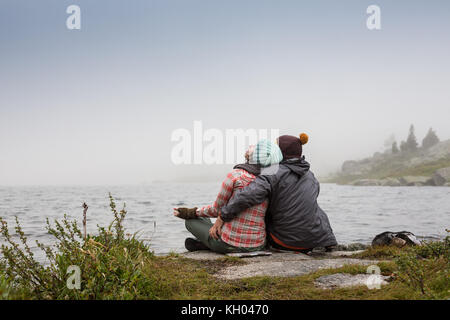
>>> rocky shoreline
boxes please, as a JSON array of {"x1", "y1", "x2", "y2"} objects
[
  {"x1": 325, "y1": 139, "x2": 450, "y2": 186},
  {"x1": 349, "y1": 168, "x2": 450, "y2": 187}
]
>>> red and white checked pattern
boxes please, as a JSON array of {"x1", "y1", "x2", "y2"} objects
[{"x1": 197, "y1": 169, "x2": 267, "y2": 248}]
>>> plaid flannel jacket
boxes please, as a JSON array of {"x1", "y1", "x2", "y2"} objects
[{"x1": 197, "y1": 169, "x2": 267, "y2": 248}]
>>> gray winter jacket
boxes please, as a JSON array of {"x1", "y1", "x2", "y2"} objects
[{"x1": 220, "y1": 157, "x2": 337, "y2": 249}]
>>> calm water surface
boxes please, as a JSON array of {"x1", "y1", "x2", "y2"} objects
[{"x1": 0, "y1": 183, "x2": 449, "y2": 262}]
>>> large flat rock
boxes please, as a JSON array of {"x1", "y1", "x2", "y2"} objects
[
  {"x1": 181, "y1": 250, "x2": 313, "y2": 262},
  {"x1": 181, "y1": 251, "x2": 230, "y2": 261},
  {"x1": 309, "y1": 250, "x2": 365, "y2": 258},
  {"x1": 215, "y1": 258, "x2": 379, "y2": 280},
  {"x1": 180, "y1": 250, "x2": 378, "y2": 280},
  {"x1": 181, "y1": 250, "x2": 364, "y2": 261}
]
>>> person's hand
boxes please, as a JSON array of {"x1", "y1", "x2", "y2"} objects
[
  {"x1": 173, "y1": 207, "x2": 198, "y2": 219},
  {"x1": 209, "y1": 216, "x2": 224, "y2": 240},
  {"x1": 245, "y1": 145, "x2": 255, "y2": 163},
  {"x1": 173, "y1": 208, "x2": 181, "y2": 218}
]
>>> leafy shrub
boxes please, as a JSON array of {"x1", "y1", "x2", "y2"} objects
[
  {"x1": 0, "y1": 194, "x2": 157, "y2": 299},
  {"x1": 395, "y1": 234, "x2": 449, "y2": 299}
]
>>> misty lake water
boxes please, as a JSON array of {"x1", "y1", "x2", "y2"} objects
[{"x1": 0, "y1": 183, "x2": 449, "y2": 262}]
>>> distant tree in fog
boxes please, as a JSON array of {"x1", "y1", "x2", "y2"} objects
[
  {"x1": 384, "y1": 134, "x2": 396, "y2": 150},
  {"x1": 400, "y1": 140, "x2": 408, "y2": 152},
  {"x1": 392, "y1": 141, "x2": 399, "y2": 154},
  {"x1": 422, "y1": 128, "x2": 440, "y2": 149},
  {"x1": 406, "y1": 124, "x2": 418, "y2": 151}
]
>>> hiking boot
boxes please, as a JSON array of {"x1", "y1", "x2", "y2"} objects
[
  {"x1": 185, "y1": 238, "x2": 209, "y2": 252},
  {"x1": 325, "y1": 245, "x2": 338, "y2": 252}
]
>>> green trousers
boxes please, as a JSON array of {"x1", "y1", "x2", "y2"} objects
[{"x1": 185, "y1": 217, "x2": 265, "y2": 254}]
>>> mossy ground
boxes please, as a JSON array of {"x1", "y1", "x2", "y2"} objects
[{"x1": 1, "y1": 248, "x2": 445, "y2": 300}]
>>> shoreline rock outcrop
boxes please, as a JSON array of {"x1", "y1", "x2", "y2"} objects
[
  {"x1": 432, "y1": 167, "x2": 450, "y2": 186},
  {"x1": 348, "y1": 172, "x2": 448, "y2": 187},
  {"x1": 325, "y1": 139, "x2": 450, "y2": 187}
]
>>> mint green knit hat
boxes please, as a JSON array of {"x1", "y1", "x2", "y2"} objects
[{"x1": 250, "y1": 139, "x2": 283, "y2": 167}]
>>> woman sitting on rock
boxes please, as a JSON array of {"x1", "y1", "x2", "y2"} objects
[{"x1": 173, "y1": 139, "x2": 283, "y2": 253}]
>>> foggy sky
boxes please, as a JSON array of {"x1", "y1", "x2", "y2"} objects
[{"x1": 1, "y1": 0, "x2": 449, "y2": 185}]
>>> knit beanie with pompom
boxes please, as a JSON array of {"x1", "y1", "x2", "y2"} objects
[
  {"x1": 250, "y1": 139, "x2": 283, "y2": 167},
  {"x1": 277, "y1": 133, "x2": 309, "y2": 159}
]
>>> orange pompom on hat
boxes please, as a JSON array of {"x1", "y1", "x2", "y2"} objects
[
  {"x1": 299, "y1": 133, "x2": 309, "y2": 145},
  {"x1": 278, "y1": 133, "x2": 308, "y2": 159}
]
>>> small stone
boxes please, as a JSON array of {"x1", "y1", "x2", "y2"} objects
[{"x1": 433, "y1": 167, "x2": 450, "y2": 186}]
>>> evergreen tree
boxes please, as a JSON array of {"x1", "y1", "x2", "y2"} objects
[
  {"x1": 392, "y1": 141, "x2": 399, "y2": 154},
  {"x1": 406, "y1": 124, "x2": 418, "y2": 151},
  {"x1": 400, "y1": 140, "x2": 408, "y2": 152},
  {"x1": 422, "y1": 127, "x2": 440, "y2": 149},
  {"x1": 384, "y1": 134, "x2": 396, "y2": 150}
]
